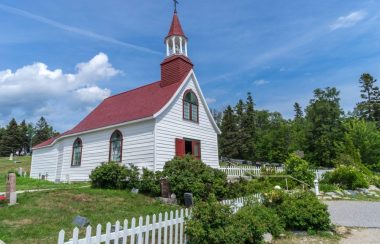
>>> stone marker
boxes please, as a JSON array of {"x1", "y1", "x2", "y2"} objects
[
  {"x1": 9, "y1": 153, "x2": 13, "y2": 161},
  {"x1": 160, "y1": 178, "x2": 171, "y2": 198},
  {"x1": 184, "y1": 193, "x2": 193, "y2": 207},
  {"x1": 66, "y1": 174, "x2": 71, "y2": 184},
  {"x1": 73, "y1": 215, "x2": 90, "y2": 227},
  {"x1": 18, "y1": 167, "x2": 23, "y2": 176},
  {"x1": 6, "y1": 173, "x2": 17, "y2": 205},
  {"x1": 131, "y1": 188, "x2": 139, "y2": 194}
]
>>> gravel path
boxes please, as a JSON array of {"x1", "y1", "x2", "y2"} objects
[
  {"x1": 340, "y1": 228, "x2": 380, "y2": 244},
  {"x1": 325, "y1": 201, "x2": 380, "y2": 227}
]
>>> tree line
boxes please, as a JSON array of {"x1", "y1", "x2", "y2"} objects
[
  {"x1": 0, "y1": 117, "x2": 58, "y2": 156},
  {"x1": 217, "y1": 73, "x2": 380, "y2": 171}
]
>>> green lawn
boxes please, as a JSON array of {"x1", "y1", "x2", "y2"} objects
[
  {"x1": 0, "y1": 156, "x2": 89, "y2": 192},
  {"x1": 0, "y1": 188, "x2": 177, "y2": 243}
]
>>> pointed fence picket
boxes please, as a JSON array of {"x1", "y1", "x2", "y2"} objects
[
  {"x1": 58, "y1": 208, "x2": 190, "y2": 244},
  {"x1": 219, "y1": 165, "x2": 284, "y2": 177},
  {"x1": 221, "y1": 193, "x2": 263, "y2": 213}
]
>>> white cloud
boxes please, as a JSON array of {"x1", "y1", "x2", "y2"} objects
[
  {"x1": 206, "y1": 97, "x2": 216, "y2": 104},
  {"x1": 330, "y1": 11, "x2": 367, "y2": 30},
  {"x1": 0, "y1": 53, "x2": 118, "y2": 131},
  {"x1": 253, "y1": 79, "x2": 270, "y2": 85}
]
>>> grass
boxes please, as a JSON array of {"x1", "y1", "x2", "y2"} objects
[
  {"x1": 0, "y1": 156, "x2": 89, "y2": 192},
  {"x1": 0, "y1": 188, "x2": 177, "y2": 243}
]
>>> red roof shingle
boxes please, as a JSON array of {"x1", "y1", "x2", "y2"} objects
[{"x1": 166, "y1": 13, "x2": 186, "y2": 39}]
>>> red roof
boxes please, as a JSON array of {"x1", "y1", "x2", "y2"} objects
[
  {"x1": 166, "y1": 13, "x2": 186, "y2": 39},
  {"x1": 34, "y1": 56, "x2": 194, "y2": 149}
]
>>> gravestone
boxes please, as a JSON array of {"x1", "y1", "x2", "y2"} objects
[
  {"x1": 18, "y1": 167, "x2": 23, "y2": 176},
  {"x1": 184, "y1": 193, "x2": 193, "y2": 207},
  {"x1": 73, "y1": 215, "x2": 90, "y2": 227},
  {"x1": 9, "y1": 153, "x2": 13, "y2": 161},
  {"x1": 131, "y1": 188, "x2": 139, "y2": 194},
  {"x1": 6, "y1": 173, "x2": 17, "y2": 205},
  {"x1": 160, "y1": 178, "x2": 171, "y2": 198}
]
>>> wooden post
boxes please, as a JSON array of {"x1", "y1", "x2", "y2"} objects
[{"x1": 6, "y1": 173, "x2": 17, "y2": 205}]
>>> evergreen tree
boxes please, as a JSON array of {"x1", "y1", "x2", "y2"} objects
[
  {"x1": 234, "y1": 99, "x2": 248, "y2": 159},
  {"x1": 305, "y1": 87, "x2": 344, "y2": 167},
  {"x1": 355, "y1": 73, "x2": 380, "y2": 123},
  {"x1": 219, "y1": 106, "x2": 239, "y2": 158},
  {"x1": 0, "y1": 118, "x2": 21, "y2": 155},
  {"x1": 18, "y1": 120, "x2": 30, "y2": 155},
  {"x1": 32, "y1": 117, "x2": 58, "y2": 146},
  {"x1": 293, "y1": 102, "x2": 303, "y2": 119}
]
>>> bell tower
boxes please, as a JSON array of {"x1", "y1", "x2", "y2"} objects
[{"x1": 160, "y1": 4, "x2": 193, "y2": 87}]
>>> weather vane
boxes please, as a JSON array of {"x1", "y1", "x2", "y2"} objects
[{"x1": 174, "y1": 0, "x2": 179, "y2": 13}]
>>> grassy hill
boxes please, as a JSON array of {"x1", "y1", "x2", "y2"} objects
[{"x1": 0, "y1": 156, "x2": 176, "y2": 243}]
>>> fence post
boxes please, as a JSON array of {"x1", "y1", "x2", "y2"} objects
[{"x1": 58, "y1": 230, "x2": 65, "y2": 244}]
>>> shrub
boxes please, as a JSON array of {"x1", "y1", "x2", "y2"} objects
[
  {"x1": 285, "y1": 153, "x2": 314, "y2": 186},
  {"x1": 139, "y1": 168, "x2": 162, "y2": 196},
  {"x1": 262, "y1": 189, "x2": 287, "y2": 209},
  {"x1": 322, "y1": 165, "x2": 369, "y2": 190},
  {"x1": 89, "y1": 162, "x2": 140, "y2": 189},
  {"x1": 276, "y1": 192, "x2": 331, "y2": 231},
  {"x1": 163, "y1": 155, "x2": 228, "y2": 202},
  {"x1": 236, "y1": 204, "x2": 284, "y2": 238},
  {"x1": 186, "y1": 195, "x2": 241, "y2": 244}
]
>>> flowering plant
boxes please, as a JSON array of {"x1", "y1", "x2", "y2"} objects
[{"x1": 0, "y1": 195, "x2": 7, "y2": 205}]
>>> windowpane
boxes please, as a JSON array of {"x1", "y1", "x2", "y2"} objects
[
  {"x1": 72, "y1": 139, "x2": 82, "y2": 166},
  {"x1": 110, "y1": 131, "x2": 122, "y2": 162},
  {"x1": 184, "y1": 102, "x2": 191, "y2": 120},
  {"x1": 191, "y1": 104, "x2": 198, "y2": 122}
]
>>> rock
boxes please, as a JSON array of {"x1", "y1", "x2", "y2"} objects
[
  {"x1": 73, "y1": 216, "x2": 90, "y2": 227},
  {"x1": 347, "y1": 190, "x2": 357, "y2": 196},
  {"x1": 357, "y1": 188, "x2": 369, "y2": 194},
  {"x1": 335, "y1": 191, "x2": 344, "y2": 196},
  {"x1": 335, "y1": 226, "x2": 349, "y2": 235},
  {"x1": 157, "y1": 197, "x2": 178, "y2": 205},
  {"x1": 326, "y1": 192, "x2": 336, "y2": 196},
  {"x1": 369, "y1": 185, "x2": 380, "y2": 191},
  {"x1": 263, "y1": 233, "x2": 273, "y2": 243},
  {"x1": 323, "y1": 196, "x2": 332, "y2": 200},
  {"x1": 343, "y1": 190, "x2": 352, "y2": 196},
  {"x1": 170, "y1": 193, "x2": 176, "y2": 199},
  {"x1": 274, "y1": 185, "x2": 281, "y2": 190},
  {"x1": 331, "y1": 195, "x2": 342, "y2": 200},
  {"x1": 0, "y1": 240, "x2": 5, "y2": 244}
]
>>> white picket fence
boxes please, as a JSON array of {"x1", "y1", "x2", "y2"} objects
[
  {"x1": 221, "y1": 193, "x2": 263, "y2": 213},
  {"x1": 219, "y1": 165, "x2": 284, "y2": 177},
  {"x1": 58, "y1": 209, "x2": 190, "y2": 244}
]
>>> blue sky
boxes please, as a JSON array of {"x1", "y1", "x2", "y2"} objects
[{"x1": 1, "y1": 0, "x2": 380, "y2": 132}]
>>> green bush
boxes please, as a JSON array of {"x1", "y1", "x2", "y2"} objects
[
  {"x1": 186, "y1": 195, "x2": 241, "y2": 244},
  {"x1": 236, "y1": 204, "x2": 284, "y2": 238},
  {"x1": 186, "y1": 195, "x2": 266, "y2": 244},
  {"x1": 163, "y1": 156, "x2": 228, "y2": 202},
  {"x1": 285, "y1": 153, "x2": 315, "y2": 186},
  {"x1": 89, "y1": 162, "x2": 140, "y2": 189},
  {"x1": 262, "y1": 189, "x2": 287, "y2": 209},
  {"x1": 322, "y1": 165, "x2": 369, "y2": 190},
  {"x1": 276, "y1": 192, "x2": 331, "y2": 231},
  {"x1": 139, "y1": 168, "x2": 162, "y2": 196}
]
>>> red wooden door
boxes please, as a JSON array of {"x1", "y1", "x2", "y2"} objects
[{"x1": 175, "y1": 138, "x2": 185, "y2": 157}]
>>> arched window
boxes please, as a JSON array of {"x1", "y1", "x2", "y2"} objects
[
  {"x1": 183, "y1": 90, "x2": 199, "y2": 122},
  {"x1": 109, "y1": 130, "x2": 123, "y2": 162},
  {"x1": 71, "y1": 138, "x2": 82, "y2": 166}
]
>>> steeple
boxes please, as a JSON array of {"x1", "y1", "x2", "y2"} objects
[
  {"x1": 160, "y1": 7, "x2": 193, "y2": 87},
  {"x1": 165, "y1": 11, "x2": 188, "y2": 57}
]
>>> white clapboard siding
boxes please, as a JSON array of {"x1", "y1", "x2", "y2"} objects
[
  {"x1": 58, "y1": 209, "x2": 190, "y2": 244},
  {"x1": 219, "y1": 166, "x2": 284, "y2": 177},
  {"x1": 155, "y1": 75, "x2": 219, "y2": 170},
  {"x1": 30, "y1": 145, "x2": 59, "y2": 180},
  {"x1": 32, "y1": 120, "x2": 155, "y2": 182}
]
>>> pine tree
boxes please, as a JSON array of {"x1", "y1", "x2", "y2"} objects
[
  {"x1": 0, "y1": 118, "x2": 21, "y2": 156},
  {"x1": 219, "y1": 106, "x2": 239, "y2": 158},
  {"x1": 293, "y1": 102, "x2": 303, "y2": 119},
  {"x1": 32, "y1": 117, "x2": 58, "y2": 146},
  {"x1": 18, "y1": 120, "x2": 30, "y2": 155},
  {"x1": 355, "y1": 73, "x2": 380, "y2": 123},
  {"x1": 305, "y1": 87, "x2": 344, "y2": 167}
]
